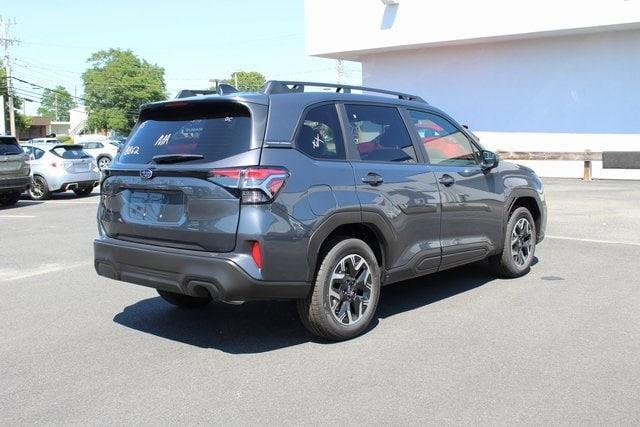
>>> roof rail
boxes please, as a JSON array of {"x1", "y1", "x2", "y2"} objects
[{"x1": 261, "y1": 80, "x2": 426, "y2": 103}]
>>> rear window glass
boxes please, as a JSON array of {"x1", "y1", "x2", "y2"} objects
[
  {"x1": 51, "y1": 146, "x2": 91, "y2": 159},
  {"x1": 0, "y1": 139, "x2": 22, "y2": 155},
  {"x1": 119, "y1": 103, "x2": 252, "y2": 164}
]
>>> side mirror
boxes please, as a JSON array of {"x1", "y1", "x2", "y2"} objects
[{"x1": 480, "y1": 150, "x2": 499, "y2": 170}]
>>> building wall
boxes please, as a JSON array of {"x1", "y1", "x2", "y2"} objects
[
  {"x1": 360, "y1": 30, "x2": 640, "y2": 179},
  {"x1": 305, "y1": 0, "x2": 640, "y2": 58}
]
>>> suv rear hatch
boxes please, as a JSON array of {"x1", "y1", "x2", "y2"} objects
[
  {"x1": 99, "y1": 99, "x2": 268, "y2": 252},
  {"x1": 50, "y1": 145, "x2": 95, "y2": 173},
  {"x1": 0, "y1": 137, "x2": 28, "y2": 178}
]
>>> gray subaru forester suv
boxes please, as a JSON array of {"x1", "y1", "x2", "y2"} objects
[
  {"x1": 94, "y1": 81, "x2": 546, "y2": 340},
  {"x1": 0, "y1": 135, "x2": 30, "y2": 207}
]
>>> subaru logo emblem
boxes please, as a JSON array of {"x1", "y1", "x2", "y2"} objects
[{"x1": 140, "y1": 169, "x2": 153, "y2": 180}]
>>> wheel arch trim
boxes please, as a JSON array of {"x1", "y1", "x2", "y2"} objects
[{"x1": 305, "y1": 210, "x2": 396, "y2": 282}]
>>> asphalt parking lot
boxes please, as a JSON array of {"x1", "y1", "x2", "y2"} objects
[{"x1": 1, "y1": 178, "x2": 639, "y2": 424}]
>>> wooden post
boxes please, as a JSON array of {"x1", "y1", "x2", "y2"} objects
[{"x1": 582, "y1": 150, "x2": 592, "y2": 181}]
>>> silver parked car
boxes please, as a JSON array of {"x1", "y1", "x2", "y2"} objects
[
  {"x1": 22, "y1": 144, "x2": 100, "y2": 200},
  {"x1": 24, "y1": 138, "x2": 60, "y2": 145},
  {"x1": 77, "y1": 140, "x2": 119, "y2": 171}
]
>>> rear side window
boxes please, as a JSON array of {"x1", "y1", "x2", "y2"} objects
[
  {"x1": 119, "y1": 103, "x2": 252, "y2": 164},
  {"x1": 345, "y1": 105, "x2": 417, "y2": 163},
  {"x1": 51, "y1": 146, "x2": 91, "y2": 159},
  {"x1": 296, "y1": 104, "x2": 345, "y2": 160},
  {"x1": 33, "y1": 148, "x2": 46, "y2": 159},
  {"x1": 0, "y1": 138, "x2": 22, "y2": 155}
]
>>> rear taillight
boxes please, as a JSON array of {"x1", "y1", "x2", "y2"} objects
[{"x1": 208, "y1": 166, "x2": 289, "y2": 204}]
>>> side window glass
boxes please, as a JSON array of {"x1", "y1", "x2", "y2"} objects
[
  {"x1": 34, "y1": 148, "x2": 45, "y2": 159},
  {"x1": 408, "y1": 110, "x2": 479, "y2": 166},
  {"x1": 296, "y1": 104, "x2": 345, "y2": 160},
  {"x1": 345, "y1": 104, "x2": 417, "y2": 163}
]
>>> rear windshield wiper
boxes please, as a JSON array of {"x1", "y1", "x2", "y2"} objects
[{"x1": 151, "y1": 154, "x2": 205, "y2": 164}]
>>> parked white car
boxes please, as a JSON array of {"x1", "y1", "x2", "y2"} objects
[
  {"x1": 25, "y1": 138, "x2": 59, "y2": 145},
  {"x1": 22, "y1": 143, "x2": 99, "y2": 200},
  {"x1": 77, "y1": 140, "x2": 119, "y2": 170}
]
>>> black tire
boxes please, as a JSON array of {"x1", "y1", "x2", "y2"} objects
[
  {"x1": 0, "y1": 191, "x2": 21, "y2": 207},
  {"x1": 97, "y1": 156, "x2": 111, "y2": 171},
  {"x1": 489, "y1": 207, "x2": 537, "y2": 278},
  {"x1": 297, "y1": 237, "x2": 381, "y2": 341},
  {"x1": 29, "y1": 175, "x2": 51, "y2": 200},
  {"x1": 157, "y1": 289, "x2": 212, "y2": 308},
  {"x1": 73, "y1": 187, "x2": 93, "y2": 197}
]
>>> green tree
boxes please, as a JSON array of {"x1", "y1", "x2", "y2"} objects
[
  {"x1": 82, "y1": 49, "x2": 166, "y2": 133},
  {"x1": 37, "y1": 86, "x2": 76, "y2": 121},
  {"x1": 219, "y1": 71, "x2": 265, "y2": 92}
]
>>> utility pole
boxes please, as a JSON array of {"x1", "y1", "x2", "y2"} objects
[
  {"x1": 336, "y1": 60, "x2": 344, "y2": 84},
  {"x1": 1, "y1": 17, "x2": 19, "y2": 136},
  {"x1": 234, "y1": 73, "x2": 238, "y2": 89}
]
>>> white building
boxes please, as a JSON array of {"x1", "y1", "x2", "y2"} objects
[{"x1": 305, "y1": 0, "x2": 640, "y2": 179}]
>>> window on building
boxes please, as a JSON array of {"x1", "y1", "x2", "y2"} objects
[
  {"x1": 296, "y1": 104, "x2": 346, "y2": 160},
  {"x1": 346, "y1": 104, "x2": 417, "y2": 163},
  {"x1": 407, "y1": 110, "x2": 479, "y2": 166}
]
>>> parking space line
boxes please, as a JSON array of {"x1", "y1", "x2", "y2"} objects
[
  {"x1": 0, "y1": 215, "x2": 36, "y2": 218},
  {"x1": 547, "y1": 235, "x2": 640, "y2": 247},
  {"x1": 0, "y1": 261, "x2": 92, "y2": 283}
]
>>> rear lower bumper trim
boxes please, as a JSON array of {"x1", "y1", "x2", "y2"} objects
[
  {"x1": 94, "y1": 237, "x2": 310, "y2": 301},
  {"x1": 0, "y1": 176, "x2": 30, "y2": 193}
]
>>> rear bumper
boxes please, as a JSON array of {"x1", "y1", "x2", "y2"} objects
[
  {"x1": 94, "y1": 237, "x2": 311, "y2": 302},
  {"x1": 47, "y1": 171, "x2": 100, "y2": 192},
  {"x1": 0, "y1": 176, "x2": 30, "y2": 193},
  {"x1": 59, "y1": 180, "x2": 99, "y2": 192}
]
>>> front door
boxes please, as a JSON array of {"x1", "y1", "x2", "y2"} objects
[
  {"x1": 405, "y1": 109, "x2": 505, "y2": 270},
  {"x1": 342, "y1": 103, "x2": 442, "y2": 282}
]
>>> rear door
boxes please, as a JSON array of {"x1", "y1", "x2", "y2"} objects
[
  {"x1": 0, "y1": 137, "x2": 28, "y2": 179},
  {"x1": 343, "y1": 104, "x2": 442, "y2": 279},
  {"x1": 405, "y1": 109, "x2": 504, "y2": 269},
  {"x1": 100, "y1": 101, "x2": 265, "y2": 252}
]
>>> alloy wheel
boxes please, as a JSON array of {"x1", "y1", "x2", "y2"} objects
[
  {"x1": 328, "y1": 254, "x2": 372, "y2": 325},
  {"x1": 98, "y1": 157, "x2": 111, "y2": 170},
  {"x1": 30, "y1": 177, "x2": 45, "y2": 198},
  {"x1": 511, "y1": 217, "x2": 533, "y2": 267}
]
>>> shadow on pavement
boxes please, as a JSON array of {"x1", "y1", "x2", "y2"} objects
[
  {"x1": 0, "y1": 200, "x2": 43, "y2": 210},
  {"x1": 20, "y1": 192, "x2": 100, "y2": 201},
  {"x1": 113, "y1": 260, "x2": 510, "y2": 354}
]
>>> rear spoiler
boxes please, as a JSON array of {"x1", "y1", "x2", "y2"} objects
[
  {"x1": 52, "y1": 144, "x2": 83, "y2": 150},
  {"x1": 175, "y1": 84, "x2": 239, "y2": 99}
]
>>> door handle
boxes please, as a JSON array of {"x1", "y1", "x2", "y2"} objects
[
  {"x1": 362, "y1": 173, "x2": 384, "y2": 186},
  {"x1": 438, "y1": 174, "x2": 455, "y2": 187}
]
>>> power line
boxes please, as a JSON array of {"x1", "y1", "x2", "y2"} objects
[{"x1": 11, "y1": 77, "x2": 141, "y2": 118}]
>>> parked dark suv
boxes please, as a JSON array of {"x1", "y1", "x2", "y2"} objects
[
  {"x1": 0, "y1": 135, "x2": 30, "y2": 207},
  {"x1": 94, "y1": 81, "x2": 546, "y2": 340}
]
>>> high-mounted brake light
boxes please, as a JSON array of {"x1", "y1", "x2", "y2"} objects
[{"x1": 208, "y1": 166, "x2": 289, "y2": 204}]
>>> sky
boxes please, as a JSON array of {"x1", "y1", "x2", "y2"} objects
[{"x1": 3, "y1": 0, "x2": 361, "y2": 115}]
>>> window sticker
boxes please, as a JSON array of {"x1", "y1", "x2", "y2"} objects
[
  {"x1": 121, "y1": 146, "x2": 140, "y2": 156},
  {"x1": 154, "y1": 134, "x2": 171, "y2": 146}
]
